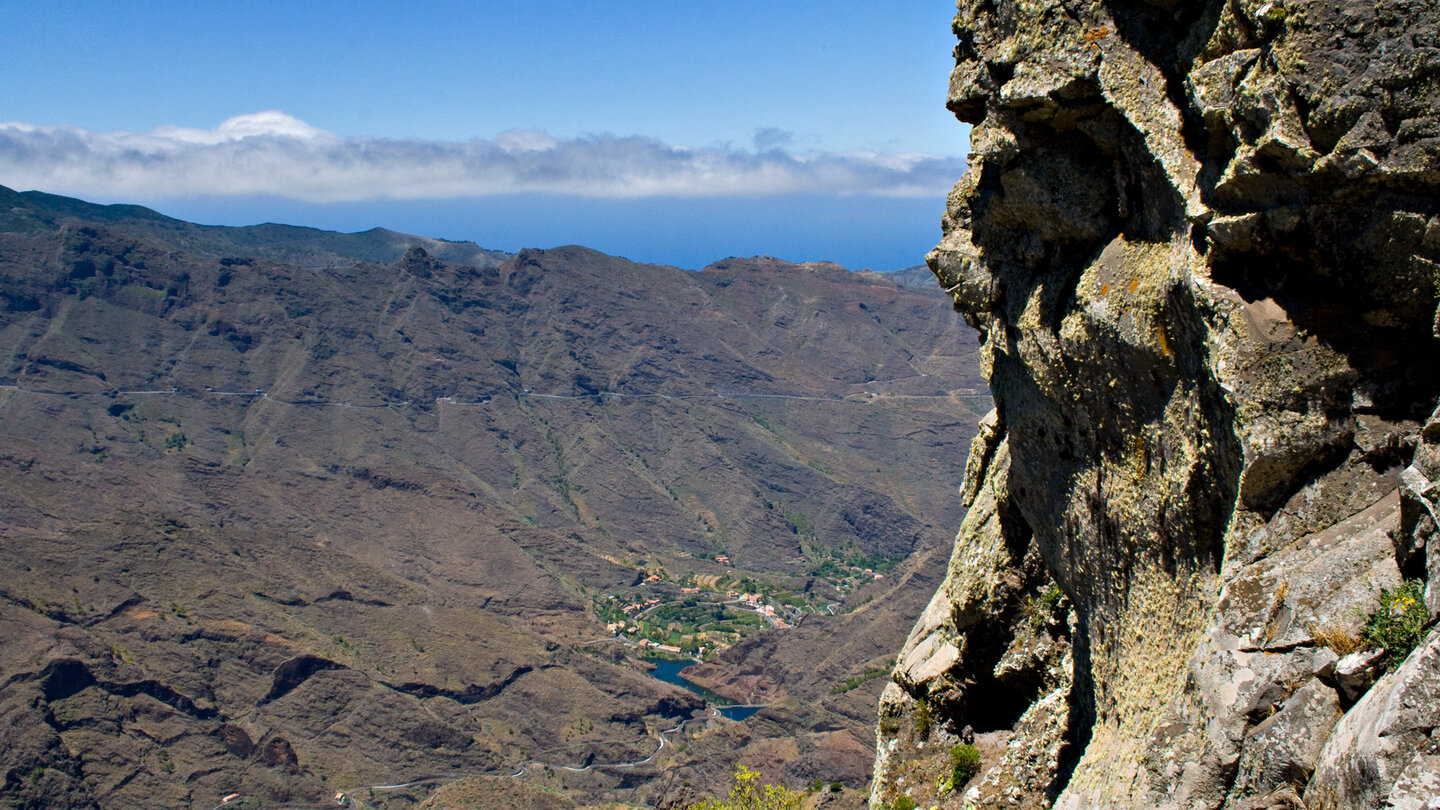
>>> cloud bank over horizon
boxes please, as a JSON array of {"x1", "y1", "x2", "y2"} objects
[{"x1": 0, "y1": 111, "x2": 966, "y2": 204}]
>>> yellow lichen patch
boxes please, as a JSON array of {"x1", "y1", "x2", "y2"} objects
[
  {"x1": 1083, "y1": 26, "x2": 1111, "y2": 48},
  {"x1": 1067, "y1": 564, "x2": 1216, "y2": 802},
  {"x1": 1129, "y1": 433, "x2": 1151, "y2": 481},
  {"x1": 1156, "y1": 319, "x2": 1173, "y2": 358}
]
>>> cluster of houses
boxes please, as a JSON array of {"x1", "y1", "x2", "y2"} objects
[
  {"x1": 738, "y1": 593, "x2": 776, "y2": 616},
  {"x1": 602, "y1": 580, "x2": 804, "y2": 655},
  {"x1": 618, "y1": 597, "x2": 662, "y2": 615},
  {"x1": 604, "y1": 621, "x2": 686, "y2": 654}
]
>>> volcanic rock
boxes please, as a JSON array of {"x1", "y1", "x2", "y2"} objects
[{"x1": 874, "y1": 0, "x2": 1440, "y2": 807}]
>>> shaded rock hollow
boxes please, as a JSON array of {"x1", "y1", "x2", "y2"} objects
[{"x1": 874, "y1": 0, "x2": 1440, "y2": 807}]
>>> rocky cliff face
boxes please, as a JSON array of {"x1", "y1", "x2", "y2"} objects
[{"x1": 874, "y1": 0, "x2": 1440, "y2": 807}]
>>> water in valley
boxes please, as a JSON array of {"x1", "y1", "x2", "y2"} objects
[{"x1": 646, "y1": 658, "x2": 763, "y2": 721}]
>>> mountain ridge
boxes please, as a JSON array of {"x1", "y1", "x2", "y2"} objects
[
  {"x1": 1, "y1": 183, "x2": 513, "y2": 270},
  {"x1": 0, "y1": 185, "x2": 981, "y2": 808}
]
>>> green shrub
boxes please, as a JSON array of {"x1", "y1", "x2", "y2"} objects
[
  {"x1": 914, "y1": 699, "x2": 931, "y2": 738},
  {"x1": 950, "y1": 743, "x2": 981, "y2": 786},
  {"x1": 1365, "y1": 579, "x2": 1432, "y2": 668},
  {"x1": 1042, "y1": 582, "x2": 1063, "y2": 608},
  {"x1": 1023, "y1": 582, "x2": 1065, "y2": 633},
  {"x1": 690, "y1": 764, "x2": 802, "y2": 810},
  {"x1": 889, "y1": 796, "x2": 916, "y2": 810},
  {"x1": 830, "y1": 667, "x2": 889, "y2": 694}
]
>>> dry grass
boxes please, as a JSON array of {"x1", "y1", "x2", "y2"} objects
[
  {"x1": 1310, "y1": 623, "x2": 1364, "y2": 655},
  {"x1": 1263, "y1": 581, "x2": 1290, "y2": 644}
]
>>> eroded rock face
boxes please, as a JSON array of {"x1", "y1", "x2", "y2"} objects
[{"x1": 876, "y1": 0, "x2": 1440, "y2": 807}]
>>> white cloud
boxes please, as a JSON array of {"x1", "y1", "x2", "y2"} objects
[
  {"x1": 151, "y1": 111, "x2": 333, "y2": 145},
  {"x1": 0, "y1": 112, "x2": 964, "y2": 202},
  {"x1": 494, "y1": 129, "x2": 560, "y2": 154}
]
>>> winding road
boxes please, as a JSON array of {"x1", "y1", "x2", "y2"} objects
[{"x1": 510, "y1": 707, "x2": 718, "y2": 777}]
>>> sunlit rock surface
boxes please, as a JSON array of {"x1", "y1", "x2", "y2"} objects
[{"x1": 875, "y1": 0, "x2": 1440, "y2": 806}]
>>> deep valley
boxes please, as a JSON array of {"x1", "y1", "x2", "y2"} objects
[{"x1": 0, "y1": 185, "x2": 982, "y2": 809}]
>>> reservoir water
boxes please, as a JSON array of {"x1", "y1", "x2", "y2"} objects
[{"x1": 647, "y1": 658, "x2": 762, "y2": 721}]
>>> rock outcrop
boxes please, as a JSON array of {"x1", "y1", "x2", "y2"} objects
[{"x1": 875, "y1": 0, "x2": 1440, "y2": 807}]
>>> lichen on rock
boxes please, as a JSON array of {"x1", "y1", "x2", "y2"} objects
[{"x1": 875, "y1": 0, "x2": 1440, "y2": 807}]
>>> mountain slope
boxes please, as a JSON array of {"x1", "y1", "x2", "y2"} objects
[
  {"x1": 0, "y1": 187, "x2": 982, "y2": 808},
  {"x1": 0, "y1": 184, "x2": 511, "y2": 269}
]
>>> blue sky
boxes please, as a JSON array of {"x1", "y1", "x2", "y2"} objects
[{"x1": 0, "y1": 1, "x2": 970, "y2": 270}]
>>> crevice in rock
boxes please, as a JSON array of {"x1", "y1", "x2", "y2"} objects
[
  {"x1": 85, "y1": 593, "x2": 145, "y2": 626},
  {"x1": 1102, "y1": 0, "x2": 1228, "y2": 174},
  {"x1": 1242, "y1": 438, "x2": 1355, "y2": 518},
  {"x1": 259, "y1": 655, "x2": 345, "y2": 705},
  {"x1": 1049, "y1": 618, "x2": 1094, "y2": 800},
  {"x1": 38, "y1": 658, "x2": 219, "y2": 720},
  {"x1": 384, "y1": 664, "x2": 535, "y2": 705},
  {"x1": 313, "y1": 589, "x2": 392, "y2": 607},
  {"x1": 1102, "y1": 0, "x2": 1223, "y2": 74},
  {"x1": 39, "y1": 659, "x2": 95, "y2": 703},
  {"x1": 108, "y1": 679, "x2": 218, "y2": 720}
]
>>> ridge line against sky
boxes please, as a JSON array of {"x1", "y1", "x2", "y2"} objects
[{"x1": 0, "y1": 1, "x2": 972, "y2": 270}]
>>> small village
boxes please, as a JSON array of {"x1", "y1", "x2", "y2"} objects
[{"x1": 591, "y1": 552, "x2": 895, "y2": 660}]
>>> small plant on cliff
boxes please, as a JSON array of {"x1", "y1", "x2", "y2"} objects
[
  {"x1": 914, "y1": 699, "x2": 932, "y2": 738},
  {"x1": 690, "y1": 764, "x2": 802, "y2": 810},
  {"x1": 1365, "y1": 579, "x2": 1432, "y2": 668},
  {"x1": 888, "y1": 796, "x2": 916, "y2": 810},
  {"x1": 1022, "y1": 582, "x2": 1065, "y2": 633},
  {"x1": 950, "y1": 743, "x2": 981, "y2": 786}
]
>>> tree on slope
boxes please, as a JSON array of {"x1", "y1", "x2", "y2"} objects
[{"x1": 688, "y1": 764, "x2": 803, "y2": 810}]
